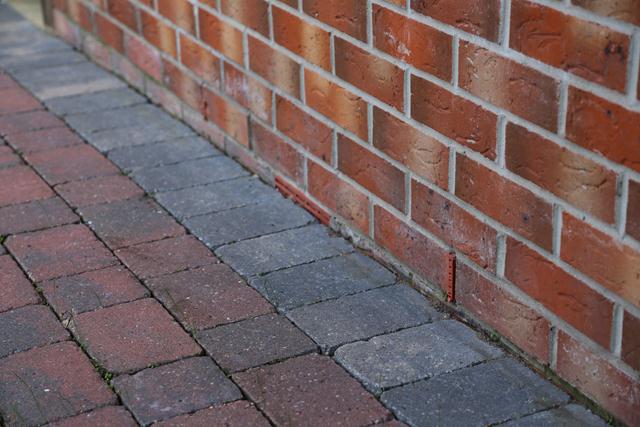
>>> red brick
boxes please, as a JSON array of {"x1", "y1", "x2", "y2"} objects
[
  {"x1": 510, "y1": 1, "x2": 630, "y2": 92},
  {"x1": 140, "y1": 9, "x2": 177, "y2": 58},
  {"x1": 373, "y1": 5, "x2": 452, "y2": 81},
  {"x1": 506, "y1": 123, "x2": 617, "y2": 223},
  {"x1": 95, "y1": 13, "x2": 124, "y2": 53},
  {"x1": 180, "y1": 34, "x2": 220, "y2": 85},
  {"x1": 71, "y1": 299, "x2": 201, "y2": 374},
  {"x1": 0, "y1": 304, "x2": 69, "y2": 358},
  {"x1": 154, "y1": 401, "x2": 270, "y2": 427},
  {"x1": 125, "y1": 33, "x2": 163, "y2": 81},
  {"x1": 158, "y1": 0, "x2": 194, "y2": 33},
  {"x1": 339, "y1": 135, "x2": 405, "y2": 211},
  {"x1": 26, "y1": 144, "x2": 119, "y2": 185},
  {"x1": 303, "y1": 0, "x2": 367, "y2": 41},
  {"x1": 308, "y1": 160, "x2": 370, "y2": 234},
  {"x1": 115, "y1": 235, "x2": 217, "y2": 279},
  {"x1": 199, "y1": 9, "x2": 244, "y2": 64},
  {"x1": 162, "y1": 60, "x2": 203, "y2": 111},
  {"x1": 0, "y1": 110, "x2": 65, "y2": 136},
  {"x1": 412, "y1": 0, "x2": 501, "y2": 41},
  {"x1": 0, "y1": 145, "x2": 21, "y2": 169},
  {"x1": 233, "y1": 354, "x2": 389, "y2": 426},
  {"x1": 276, "y1": 96, "x2": 332, "y2": 162},
  {"x1": 305, "y1": 70, "x2": 368, "y2": 140},
  {"x1": 572, "y1": 0, "x2": 640, "y2": 26},
  {"x1": 223, "y1": 62, "x2": 272, "y2": 123},
  {"x1": 459, "y1": 42, "x2": 559, "y2": 131},
  {"x1": 252, "y1": 121, "x2": 303, "y2": 184},
  {"x1": 412, "y1": 75, "x2": 497, "y2": 159},
  {"x1": 273, "y1": 6, "x2": 331, "y2": 70},
  {"x1": 622, "y1": 311, "x2": 640, "y2": 371},
  {"x1": 5, "y1": 127, "x2": 83, "y2": 154},
  {"x1": 0, "y1": 255, "x2": 39, "y2": 313},
  {"x1": 201, "y1": 87, "x2": 249, "y2": 146},
  {"x1": 46, "y1": 406, "x2": 137, "y2": 427},
  {"x1": 457, "y1": 262, "x2": 551, "y2": 362},
  {"x1": 0, "y1": 87, "x2": 42, "y2": 116},
  {"x1": 628, "y1": 179, "x2": 640, "y2": 241},
  {"x1": 565, "y1": 87, "x2": 640, "y2": 173},
  {"x1": 456, "y1": 154, "x2": 553, "y2": 250},
  {"x1": 147, "y1": 263, "x2": 273, "y2": 330},
  {"x1": 6, "y1": 224, "x2": 117, "y2": 282},
  {"x1": 0, "y1": 197, "x2": 78, "y2": 235},
  {"x1": 373, "y1": 107, "x2": 448, "y2": 189},
  {"x1": 561, "y1": 212, "x2": 640, "y2": 308},
  {"x1": 0, "y1": 166, "x2": 54, "y2": 208},
  {"x1": 374, "y1": 206, "x2": 447, "y2": 289},
  {"x1": 67, "y1": 0, "x2": 93, "y2": 32},
  {"x1": 412, "y1": 180, "x2": 497, "y2": 270},
  {"x1": 0, "y1": 342, "x2": 116, "y2": 426},
  {"x1": 41, "y1": 265, "x2": 148, "y2": 317},
  {"x1": 106, "y1": 0, "x2": 137, "y2": 31},
  {"x1": 249, "y1": 36, "x2": 300, "y2": 98},
  {"x1": 557, "y1": 330, "x2": 640, "y2": 426},
  {"x1": 56, "y1": 175, "x2": 144, "y2": 208},
  {"x1": 221, "y1": 0, "x2": 269, "y2": 36}
]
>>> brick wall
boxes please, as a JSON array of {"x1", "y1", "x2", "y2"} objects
[{"x1": 51, "y1": 0, "x2": 640, "y2": 423}]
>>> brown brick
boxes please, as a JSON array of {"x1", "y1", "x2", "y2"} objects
[
  {"x1": 412, "y1": 180, "x2": 497, "y2": 270},
  {"x1": 622, "y1": 311, "x2": 640, "y2": 371},
  {"x1": 273, "y1": 6, "x2": 331, "y2": 70},
  {"x1": 303, "y1": 0, "x2": 367, "y2": 41},
  {"x1": 249, "y1": 36, "x2": 300, "y2": 98},
  {"x1": 510, "y1": 0, "x2": 630, "y2": 92},
  {"x1": 0, "y1": 197, "x2": 78, "y2": 235},
  {"x1": 179, "y1": 34, "x2": 220, "y2": 85},
  {"x1": 628, "y1": 179, "x2": 640, "y2": 241},
  {"x1": 224, "y1": 62, "x2": 272, "y2": 123},
  {"x1": 276, "y1": 96, "x2": 332, "y2": 163},
  {"x1": 0, "y1": 87, "x2": 42, "y2": 116},
  {"x1": 0, "y1": 255, "x2": 39, "y2": 313},
  {"x1": 456, "y1": 154, "x2": 553, "y2": 250},
  {"x1": 56, "y1": 175, "x2": 144, "y2": 208},
  {"x1": 5, "y1": 127, "x2": 83, "y2": 154},
  {"x1": 199, "y1": 9, "x2": 244, "y2": 64},
  {"x1": 506, "y1": 123, "x2": 617, "y2": 223},
  {"x1": 412, "y1": 75, "x2": 497, "y2": 159},
  {"x1": 0, "y1": 110, "x2": 65, "y2": 136},
  {"x1": 0, "y1": 166, "x2": 53, "y2": 208},
  {"x1": 561, "y1": 212, "x2": 640, "y2": 308},
  {"x1": 412, "y1": 0, "x2": 501, "y2": 41},
  {"x1": 201, "y1": 87, "x2": 249, "y2": 146},
  {"x1": 154, "y1": 401, "x2": 270, "y2": 427},
  {"x1": 0, "y1": 305, "x2": 69, "y2": 358},
  {"x1": 46, "y1": 406, "x2": 137, "y2": 427},
  {"x1": 252, "y1": 121, "x2": 303, "y2": 184},
  {"x1": 140, "y1": 9, "x2": 177, "y2": 58},
  {"x1": 95, "y1": 13, "x2": 124, "y2": 53},
  {"x1": 158, "y1": 0, "x2": 194, "y2": 33},
  {"x1": 221, "y1": 0, "x2": 269, "y2": 36}
]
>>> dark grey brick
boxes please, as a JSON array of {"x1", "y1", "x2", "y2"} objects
[
  {"x1": 197, "y1": 313, "x2": 317, "y2": 372},
  {"x1": 87, "y1": 121, "x2": 194, "y2": 152},
  {"x1": 0, "y1": 305, "x2": 69, "y2": 358},
  {"x1": 45, "y1": 88, "x2": 146, "y2": 116},
  {"x1": 335, "y1": 320, "x2": 503, "y2": 393},
  {"x1": 287, "y1": 285, "x2": 440, "y2": 352},
  {"x1": 381, "y1": 358, "x2": 569, "y2": 427},
  {"x1": 186, "y1": 198, "x2": 314, "y2": 248},
  {"x1": 250, "y1": 252, "x2": 396, "y2": 311},
  {"x1": 500, "y1": 404, "x2": 607, "y2": 427},
  {"x1": 156, "y1": 177, "x2": 278, "y2": 219},
  {"x1": 108, "y1": 136, "x2": 221, "y2": 172},
  {"x1": 114, "y1": 357, "x2": 242, "y2": 426},
  {"x1": 132, "y1": 157, "x2": 249, "y2": 193},
  {"x1": 216, "y1": 224, "x2": 353, "y2": 277},
  {"x1": 66, "y1": 104, "x2": 170, "y2": 136},
  {"x1": 0, "y1": 50, "x2": 86, "y2": 72}
]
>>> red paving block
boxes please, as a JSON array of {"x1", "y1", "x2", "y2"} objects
[
  {"x1": 0, "y1": 73, "x2": 18, "y2": 90},
  {"x1": 6, "y1": 224, "x2": 117, "y2": 282},
  {"x1": 78, "y1": 198, "x2": 185, "y2": 249},
  {"x1": 0, "y1": 165, "x2": 54, "y2": 208},
  {"x1": 0, "y1": 305, "x2": 69, "y2": 358},
  {"x1": 25, "y1": 144, "x2": 120, "y2": 185},
  {"x1": 154, "y1": 401, "x2": 270, "y2": 427},
  {"x1": 41, "y1": 265, "x2": 149, "y2": 317},
  {"x1": 0, "y1": 255, "x2": 39, "y2": 313},
  {"x1": 6, "y1": 127, "x2": 84, "y2": 154},
  {"x1": 0, "y1": 110, "x2": 64, "y2": 136},
  {"x1": 71, "y1": 298, "x2": 201, "y2": 374},
  {"x1": 115, "y1": 235, "x2": 217, "y2": 279},
  {"x1": 45, "y1": 406, "x2": 137, "y2": 427},
  {"x1": 147, "y1": 263, "x2": 273, "y2": 331},
  {"x1": 0, "y1": 87, "x2": 42, "y2": 115},
  {"x1": 0, "y1": 145, "x2": 22, "y2": 169},
  {"x1": 0, "y1": 197, "x2": 78, "y2": 235},
  {"x1": 0, "y1": 342, "x2": 116, "y2": 426},
  {"x1": 56, "y1": 174, "x2": 144, "y2": 208},
  {"x1": 233, "y1": 353, "x2": 390, "y2": 426}
]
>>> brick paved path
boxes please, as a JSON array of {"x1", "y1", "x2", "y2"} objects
[{"x1": 0, "y1": 6, "x2": 609, "y2": 427}]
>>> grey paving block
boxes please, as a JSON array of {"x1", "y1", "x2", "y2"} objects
[
  {"x1": 45, "y1": 88, "x2": 146, "y2": 116},
  {"x1": 250, "y1": 252, "x2": 396, "y2": 311},
  {"x1": 500, "y1": 404, "x2": 607, "y2": 427},
  {"x1": 108, "y1": 136, "x2": 221, "y2": 172},
  {"x1": 186, "y1": 198, "x2": 314, "y2": 248},
  {"x1": 381, "y1": 358, "x2": 569, "y2": 427},
  {"x1": 335, "y1": 320, "x2": 503, "y2": 393},
  {"x1": 66, "y1": 104, "x2": 170, "y2": 136},
  {"x1": 0, "y1": 50, "x2": 86, "y2": 72},
  {"x1": 287, "y1": 285, "x2": 441, "y2": 352},
  {"x1": 87, "y1": 121, "x2": 194, "y2": 152},
  {"x1": 132, "y1": 157, "x2": 249, "y2": 193},
  {"x1": 216, "y1": 224, "x2": 354, "y2": 277},
  {"x1": 156, "y1": 177, "x2": 278, "y2": 219},
  {"x1": 197, "y1": 313, "x2": 317, "y2": 372},
  {"x1": 0, "y1": 4, "x2": 24, "y2": 23},
  {"x1": 0, "y1": 22, "x2": 70, "y2": 56}
]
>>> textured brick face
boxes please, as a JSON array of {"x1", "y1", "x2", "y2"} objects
[{"x1": 412, "y1": 0, "x2": 501, "y2": 41}]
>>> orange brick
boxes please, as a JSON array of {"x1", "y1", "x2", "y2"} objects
[
  {"x1": 124, "y1": 33, "x2": 162, "y2": 81},
  {"x1": 201, "y1": 88, "x2": 249, "y2": 147},
  {"x1": 622, "y1": 310, "x2": 640, "y2": 371},
  {"x1": 162, "y1": 60, "x2": 202, "y2": 111},
  {"x1": 107, "y1": 0, "x2": 136, "y2": 31},
  {"x1": 199, "y1": 9, "x2": 244, "y2": 65},
  {"x1": 251, "y1": 122, "x2": 303, "y2": 183},
  {"x1": 412, "y1": 0, "x2": 501, "y2": 42},
  {"x1": 158, "y1": 0, "x2": 194, "y2": 33},
  {"x1": 303, "y1": 0, "x2": 367, "y2": 41},
  {"x1": 220, "y1": 0, "x2": 269, "y2": 36},
  {"x1": 179, "y1": 34, "x2": 220, "y2": 85},
  {"x1": 572, "y1": 0, "x2": 640, "y2": 26},
  {"x1": 140, "y1": 9, "x2": 177, "y2": 58},
  {"x1": 276, "y1": 96, "x2": 332, "y2": 163},
  {"x1": 95, "y1": 13, "x2": 123, "y2": 53},
  {"x1": 249, "y1": 36, "x2": 300, "y2": 98},
  {"x1": 223, "y1": 62, "x2": 272, "y2": 123}
]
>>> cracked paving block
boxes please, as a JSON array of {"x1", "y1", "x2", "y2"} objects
[
  {"x1": 0, "y1": 197, "x2": 78, "y2": 235},
  {"x1": 381, "y1": 358, "x2": 569, "y2": 427},
  {"x1": 335, "y1": 320, "x2": 503, "y2": 393},
  {"x1": 56, "y1": 175, "x2": 144, "y2": 208},
  {"x1": 45, "y1": 406, "x2": 137, "y2": 427},
  {"x1": 288, "y1": 285, "x2": 441, "y2": 352},
  {"x1": 45, "y1": 88, "x2": 146, "y2": 116},
  {"x1": 113, "y1": 357, "x2": 242, "y2": 426},
  {"x1": 216, "y1": 224, "x2": 353, "y2": 277},
  {"x1": 153, "y1": 401, "x2": 270, "y2": 427},
  {"x1": 0, "y1": 166, "x2": 53, "y2": 208},
  {"x1": 500, "y1": 404, "x2": 608, "y2": 427},
  {"x1": 0, "y1": 255, "x2": 39, "y2": 313},
  {"x1": 0, "y1": 305, "x2": 69, "y2": 358},
  {"x1": 250, "y1": 252, "x2": 396, "y2": 311},
  {"x1": 5, "y1": 127, "x2": 84, "y2": 154}
]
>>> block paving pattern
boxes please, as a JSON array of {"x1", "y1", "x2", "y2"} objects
[{"x1": 0, "y1": 8, "x2": 609, "y2": 427}]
